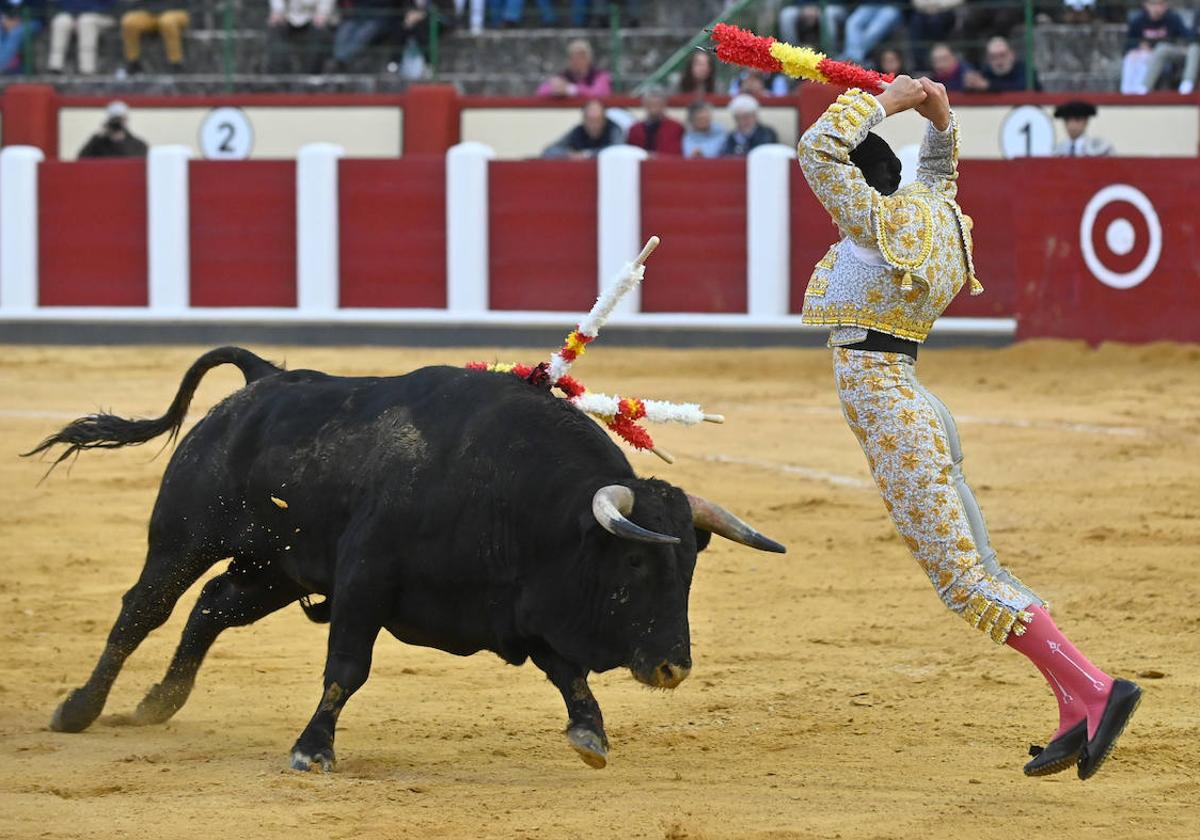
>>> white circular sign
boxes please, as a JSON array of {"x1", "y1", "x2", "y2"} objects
[
  {"x1": 999, "y1": 105, "x2": 1054, "y2": 159},
  {"x1": 200, "y1": 107, "x2": 254, "y2": 160},
  {"x1": 1079, "y1": 184, "x2": 1161, "y2": 290}
]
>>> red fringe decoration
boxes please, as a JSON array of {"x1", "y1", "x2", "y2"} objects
[
  {"x1": 464, "y1": 363, "x2": 654, "y2": 451},
  {"x1": 710, "y1": 23, "x2": 782, "y2": 74},
  {"x1": 608, "y1": 415, "x2": 655, "y2": 451},
  {"x1": 555, "y1": 375, "x2": 586, "y2": 399},
  {"x1": 816, "y1": 57, "x2": 894, "y2": 94}
]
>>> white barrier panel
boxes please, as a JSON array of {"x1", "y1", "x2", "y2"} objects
[
  {"x1": 0, "y1": 146, "x2": 45, "y2": 311},
  {"x1": 746, "y1": 144, "x2": 794, "y2": 318},
  {"x1": 147, "y1": 145, "x2": 193, "y2": 311},
  {"x1": 446, "y1": 141, "x2": 495, "y2": 313},
  {"x1": 297, "y1": 143, "x2": 346, "y2": 312},
  {"x1": 597, "y1": 145, "x2": 648, "y2": 315}
]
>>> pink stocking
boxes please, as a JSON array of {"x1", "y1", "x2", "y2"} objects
[{"x1": 1006, "y1": 606, "x2": 1113, "y2": 740}]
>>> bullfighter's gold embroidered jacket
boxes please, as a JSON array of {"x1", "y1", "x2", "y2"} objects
[{"x1": 796, "y1": 88, "x2": 982, "y2": 344}]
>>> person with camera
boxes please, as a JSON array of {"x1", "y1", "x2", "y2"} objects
[{"x1": 78, "y1": 101, "x2": 149, "y2": 158}]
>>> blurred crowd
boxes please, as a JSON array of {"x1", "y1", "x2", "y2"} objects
[
  {"x1": 0, "y1": 0, "x2": 1196, "y2": 95},
  {"x1": 541, "y1": 87, "x2": 780, "y2": 159}
]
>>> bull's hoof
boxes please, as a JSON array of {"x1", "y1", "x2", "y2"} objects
[
  {"x1": 290, "y1": 747, "x2": 335, "y2": 773},
  {"x1": 567, "y1": 726, "x2": 608, "y2": 769},
  {"x1": 49, "y1": 689, "x2": 102, "y2": 733},
  {"x1": 130, "y1": 682, "x2": 189, "y2": 726}
]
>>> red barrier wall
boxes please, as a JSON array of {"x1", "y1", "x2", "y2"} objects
[
  {"x1": 38, "y1": 159, "x2": 147, "y2": 306},
  {"x1": 340, "y1": 157, "x2": 447, "y2": 308},
  {"x1": 1013, "y1": 159, "x2": 1200, "y2": 344},
  {"x1": 641, "y1": 158, "x2": 747, "y2": 313},
  {"x1": 189, "y1": 161, "x2": 297, "y2": 307},
  {"x1": 488, "y1": 160, "x2": 597, "y2": 311},
  {"x1": 24, "y1": 155, "x2": 1200, "y2": 343}
]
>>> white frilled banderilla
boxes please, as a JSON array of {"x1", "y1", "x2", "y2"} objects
[{"x1": 466, "y1": 236, "x2": 724, "y2": 463}]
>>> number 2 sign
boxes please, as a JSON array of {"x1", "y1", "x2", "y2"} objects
[
  {"x1": 999, "y1": 105, "x2": 1054, "y2": 159},
  {"x1": 200, "y1": 107, "x2": 254, "y2": 160}
]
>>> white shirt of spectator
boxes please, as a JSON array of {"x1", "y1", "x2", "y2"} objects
[
  {"x1": 1053, "y1": 135, "x2": 1114, "y2": 157},
  {"x1": 270, "y1": 0, "x2": 338, "y2": 29}
]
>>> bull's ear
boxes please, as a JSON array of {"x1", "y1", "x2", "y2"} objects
[{"x1": 693, "y1": 528, "x2": 713, "y2": 554}]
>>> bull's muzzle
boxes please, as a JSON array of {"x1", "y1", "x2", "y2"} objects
[{"x1": 635, "y1": 660, "x2": 691, "y2": 689}]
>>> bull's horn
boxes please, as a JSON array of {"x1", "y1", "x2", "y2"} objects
[
  {"x1": 592, "y1": 485, "x2": 681, "y2": 546},
  {"x1": 687, "y1": 494, "x2": 786, "y2": 553}
]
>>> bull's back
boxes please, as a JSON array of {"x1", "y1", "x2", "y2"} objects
[{"x1": 161, "y1": 364, "x2": 623, "y2": 532}]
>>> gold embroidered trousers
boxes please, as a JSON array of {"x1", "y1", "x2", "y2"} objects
[{"x1": 834, "y1": 348, "x2": 1042, "y2": 643}]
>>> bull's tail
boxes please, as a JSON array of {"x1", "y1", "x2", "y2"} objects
[{"x1": 24, "y1": 346, "x2": 281, "y2": 472}]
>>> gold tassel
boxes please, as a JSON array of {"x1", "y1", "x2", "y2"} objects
[
  {"x1": 900, "y1": 270, "x2": 913, "y2": 291},
  {"x1": 969, "y1": 275, "x2": 984, "y2": 296}
]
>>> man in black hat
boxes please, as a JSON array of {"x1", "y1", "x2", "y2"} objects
[{"x1": 1052, "y1": 101, "x2": 1114, "y2": 157}]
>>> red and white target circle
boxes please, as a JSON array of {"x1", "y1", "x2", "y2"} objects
[{"x1": 1079, "y1": 184, "x2": 1161, "y2": 290}]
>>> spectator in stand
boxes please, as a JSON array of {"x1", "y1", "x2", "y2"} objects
[
  {"x1": 677, "y1": 48, "x2": 716, "y2": 97},
  {"x1": 329, "y1": 0, "x2": 395, "y2": 72},
  {"x1": 384, "y1": 0, "x2": 441, "y2": 78},
  {"x1": 265, "y1": 0, "x2": 336, "y2": 74},
  {"x1": 778, "y1": 2, "x2": 847, "y2": 49},
  {"x1": 908, "y1": 0, "x2": 960, "y2": 68},
  {"x1": 536, "y1": 38, "x2": 611, "y2": 97},
  {"x1": 1052, "y1": 100, "x2": 1114, "y2": 156},
  {"x1": 965, "y1": 35, "x2": 1038, "y2": 91},
  {"x1": 542, "y1": 98, "x2": 624, "y2": 158},
  {"x1": 492, "y1": 0, "x2": 557, "y2": 28},
  {"x1": 625, "y1": 85, "x2": 684, "y2": 156},
  {"x1": 1142, "y1": 2, "x2": 1199, "y2": 94},
  {"x1": 1, "y1": 0, "x2": 46, "y2": 75},
  {"x1": 120, "y1": 1, "x2": 190, "y2": 74},
  {"x1": 720, "y1": 93, "x2": 778, "y2": 156},
  {"x1": 929, "y1": 42, "x2": 982, "y2": 92},
  {"x1": 78, "y1": 101, "x2": 148, "y2": 158},
  {"x1": 875, "y1": 45, "x2": 903, "y2": 76},
  {"x1": 730, "y1": 69, "x2": 790, "y2": 97},
  {"x1": 453, "y1": 0, "x2": 484, "y2": 34},
  {"x1": 682, "y1": 99, "x2": 727, "y2": 159},
  {"x1": 841, "y1": 2, "x2": 903, "y2": 65},
  {"x1": 46, "y1": 0, "x2": 115, "y2": 74},
  {"x1": 1121, "y1": 1, "x2": 1191, "y2": 93}
]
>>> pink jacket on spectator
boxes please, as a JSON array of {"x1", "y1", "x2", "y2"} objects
[{"x1": 536, "y1": 68, "x2": 613, "y2": 98}]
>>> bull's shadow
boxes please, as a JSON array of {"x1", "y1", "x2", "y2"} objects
[{"x1": 28, "y1": 346, "x2": 784, "y2": 771}]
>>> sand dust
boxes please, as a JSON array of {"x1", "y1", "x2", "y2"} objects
[{"x1": 1, "y1": 342, "x2": 1197, "y2": 839}]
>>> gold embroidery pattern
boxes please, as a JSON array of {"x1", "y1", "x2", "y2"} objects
[
  {"x1": 797, "y1": 99, "x2": 978, "y2": 343},
  {"x1": 833, "y1": 349, "x2": 1037, "y2": 644},
  {"x1": 803, "y1": 301, "x2": 935, "y2": 341}
]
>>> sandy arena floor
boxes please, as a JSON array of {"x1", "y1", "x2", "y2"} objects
[{"x1": 1, "y1": 342, "x2": 1197, "y2": 840}]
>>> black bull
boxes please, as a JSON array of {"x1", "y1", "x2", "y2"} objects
[{"x1": 28, "y1": 347, "x2": 784, "y2": 770}]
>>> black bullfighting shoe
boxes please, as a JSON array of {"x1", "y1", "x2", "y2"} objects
[
  {"x1": 1024, "y1": 719, "x2": 1087, "y2": 777},
  {"x1": 1077, "y1": 678, "x2": 1142, "y2": 781}
]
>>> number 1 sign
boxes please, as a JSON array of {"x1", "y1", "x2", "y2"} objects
[
  {"x1": 999, "y1": 105, "x2": 1054, "y2": 159},
  {"x1": 199, "y1": 107, "x2": 254, "y2": 160}
]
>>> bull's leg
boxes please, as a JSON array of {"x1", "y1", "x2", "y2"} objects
[
  {"x1": 531, "y1": 647, "x2": 608, "y2": 769},
  {"x1": 288, "y1": 575, "x2": 383, "y2": 772},
  {"x1": 50, "y1": 547, "x2": 216, "y2": 733},
  {"x1": 128, "y1": 561, "x2": 305, "y2": 726}
]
